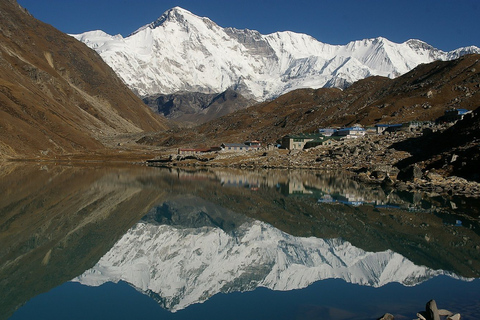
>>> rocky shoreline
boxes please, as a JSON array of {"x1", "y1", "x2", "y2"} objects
[{"x1": 147, "y1": 129, "x2": 480, "y2": 199}]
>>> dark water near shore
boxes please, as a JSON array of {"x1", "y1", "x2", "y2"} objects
[{"x1": 2, "y1": 164, "x2": 479, "y2": 320}]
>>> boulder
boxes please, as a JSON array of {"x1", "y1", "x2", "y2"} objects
[
  {"x1": 371, "y1": 170, "x2": 387, "y2": 180},
  {"x1": 416, "y1": 313, "x2": 427, "y2": 320},
  {"x1": 426, "y1": 171, "x2": 444, "y2": 182},
  {"x1": 398, "y1": 164, "x2": 423, "y2": 182},
  {"x1": 426, "y1": 300, "x2": 440, "y2": 320},
  {"x1": 438, "y1": 309, "x2": 454, "y2": 317},
  {"x1": 378, "y1": 313, "x2": 395, "y2": 320},
  {"x1": 382, "y1": 175, "x2": 395, "y2": 188}
]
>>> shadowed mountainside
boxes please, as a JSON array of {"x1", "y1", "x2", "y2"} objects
[
  {"x1": 143, "y1": 88, "x2": 256, "y2": 126},
  {"x1": 0, "y1": 0, "x2": 168, "y2": 159}
]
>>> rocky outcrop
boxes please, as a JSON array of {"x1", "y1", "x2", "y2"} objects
[{"x1": 378, "y1": 314, "x2": 395, "y2": 320}]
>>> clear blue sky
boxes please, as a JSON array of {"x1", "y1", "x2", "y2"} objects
[{"x1": 17, "y1": 0, "x2": 479, "y2": 51}]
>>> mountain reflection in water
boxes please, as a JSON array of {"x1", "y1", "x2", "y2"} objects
[
  {"x1": 74, "y1": 216, "x2": 464, "y2": 312},
  {"x1": 2, "y1": 164, "x2": 480, "y2": 319}
]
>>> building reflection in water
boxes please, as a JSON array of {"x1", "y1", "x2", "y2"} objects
[{"x1": 173, "y1": 168, "x2": 446, "y2": 212}]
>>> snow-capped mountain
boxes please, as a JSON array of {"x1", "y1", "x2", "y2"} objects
[
  {"x1": 73, "y1": 219, "x2": 462, "y2": 312},
  {"x1": 72, "y1": 7, "x2": 480, "y2": 100}
]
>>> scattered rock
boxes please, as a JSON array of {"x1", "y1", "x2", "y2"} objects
[
  {"x1": 147, "y1": 126, "x2": 480, "y2": 198},
  {"x1": 382, "y1": 175, "x2": 395, "y2": 187}
]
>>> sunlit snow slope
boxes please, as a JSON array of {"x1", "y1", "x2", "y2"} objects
[{"x1": 72, "y1": 7, "x2": 480, "y2": 100}]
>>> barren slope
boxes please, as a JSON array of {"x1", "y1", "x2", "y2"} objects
[{"x1": 0, "y1": 0, "x2": 168, "y2": 159}]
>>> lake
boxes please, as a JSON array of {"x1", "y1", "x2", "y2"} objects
[{"x1": 1, "y1": 164, "x2": 479, "y2": 320}]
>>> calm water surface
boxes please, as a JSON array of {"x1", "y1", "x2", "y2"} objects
[{"x1": 1, "y1": 164, "x2": 479, "y2": 320}]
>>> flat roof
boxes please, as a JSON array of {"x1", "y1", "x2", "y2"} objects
[{"x1": 222, "y1": 143, "x2": 251, "y2": 147}]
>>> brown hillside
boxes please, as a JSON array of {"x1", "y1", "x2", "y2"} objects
[
  {"x1": 140, "y1": 54, "x2": 480, "y2": 148},
  {"x1": 0, "y1": 0, "x2": 168, "y2": 159}
]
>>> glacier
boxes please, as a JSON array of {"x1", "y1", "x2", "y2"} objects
[
  {"x1": 73, "y1": 219, "x2": 463, "y2": 312},
  {"x1": 72, "y1": 7, "x2": 480, "y2": 100}
]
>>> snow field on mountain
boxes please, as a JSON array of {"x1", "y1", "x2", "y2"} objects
[{"x1": 72, "y1": 7, "x2": 480, "y2": 101}]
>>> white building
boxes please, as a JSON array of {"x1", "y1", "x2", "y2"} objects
[{"x1": 335, "y1": 126, "x2": 366, "y2": 138}]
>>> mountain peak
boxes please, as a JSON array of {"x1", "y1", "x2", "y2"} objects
[
  {"x1": 161, "y1": 6, "x2": 196, "y2": 22},
  {"x1": 406, "y1": 39, "x2": 436, "y2": 51},
  {"x1": 76, "y1": 9, "x2": 480, "y2": 100},
  {"x1": 131, "y1": 7, "x2": 212, "y2": 36},
  {"x1": 169, "y1": 6, "x2": 192, "y2": 15}
]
